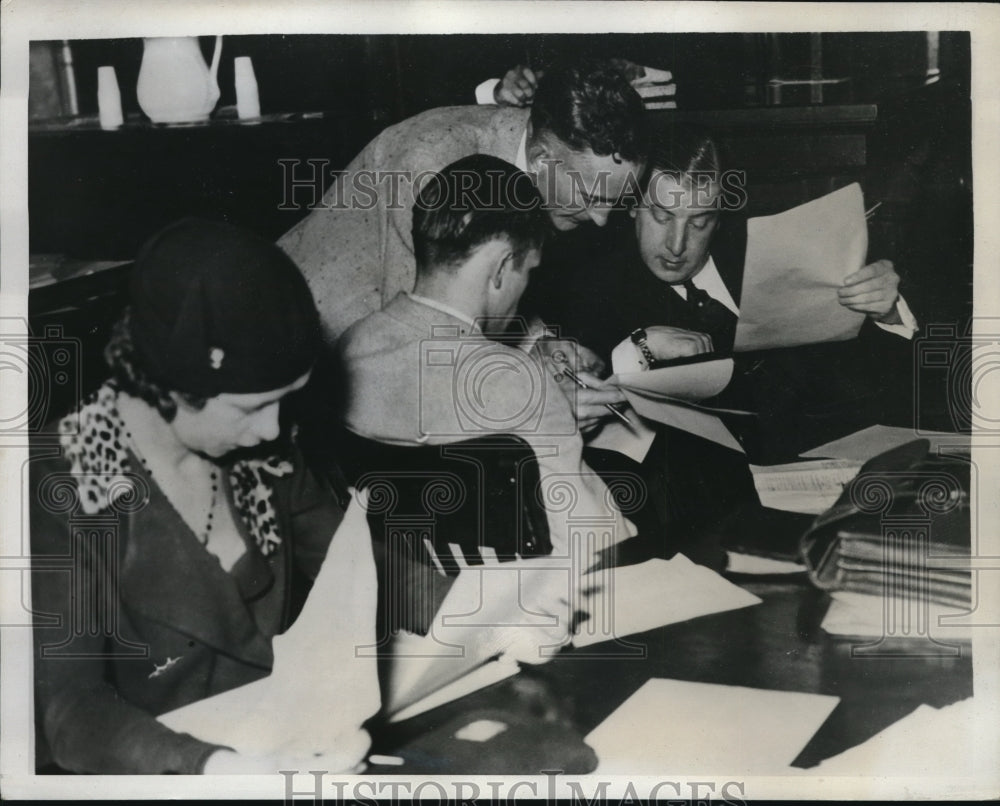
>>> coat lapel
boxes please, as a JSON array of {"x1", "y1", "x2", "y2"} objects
[
  {"x1": 119, "y1": 479, "x2": 274, "y2": 670},
  {"x1": 710, "y1": 213, "x2": 749, "y2": 308}
]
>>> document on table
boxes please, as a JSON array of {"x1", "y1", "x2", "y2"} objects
[
  {"x1": 801, "y1": 424, "x2": 971, "y2": 463},
  {"x1": 158, "y1": 495, "x2": 381, "y2": 760},
  {"x1": 748, "y1": 458, "x2": 862, "y2": 514},
  {"x1": 734, "y1": 183, "x2": 868, "y2": 352},
  {"x1": 585, "y1": 679, "x2": 840, "y2": 774},
  {"x1": 388, "y1": 658, "x2": 521, "y2": 723},
  {"x1": 809, "y1": 697, "x2": 977, "y2": 776},
  {"x1": 572, "y1": 554, "x2": 761, "y2": 648}
]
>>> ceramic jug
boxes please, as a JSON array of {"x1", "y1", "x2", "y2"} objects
[{"x1": 136, "y1": 36, "x2": 222, "y2": 123}]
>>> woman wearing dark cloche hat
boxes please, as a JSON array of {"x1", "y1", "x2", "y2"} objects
[{"x1": 30, "y1": 219, "x2": 377, "y2": 774}]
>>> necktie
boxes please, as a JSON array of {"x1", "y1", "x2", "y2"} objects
[{"x1": 682, "y1": 279, "x2": 738, "y2": 351}]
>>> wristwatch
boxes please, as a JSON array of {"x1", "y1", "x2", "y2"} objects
[{"x1": 630, "y1": 327, "x2": 656, "y2": 370}]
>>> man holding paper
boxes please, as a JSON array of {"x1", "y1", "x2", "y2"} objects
[
  {"x1": 548, "y1": 126, "x2": 915, "y2": 374},
  {"x1": 533, "y1": 126, "x2": 917, "y2": 559}
]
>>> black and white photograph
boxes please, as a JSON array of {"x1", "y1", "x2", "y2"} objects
[{"x1": 2, "y1": 1, "x2": 998, "y2": 800}]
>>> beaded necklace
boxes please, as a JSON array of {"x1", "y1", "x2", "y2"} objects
[{"x1": 123, "y1": 425, "x2": 220, "y2": 546}]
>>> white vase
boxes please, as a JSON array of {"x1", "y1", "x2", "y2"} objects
[{"x1": 136, "y1": 36, "x2": 222, "y2": 124}]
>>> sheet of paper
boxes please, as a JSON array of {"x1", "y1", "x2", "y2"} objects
[
  {"x1": 734, "y1": 183, "x2": 868, "y2": 351},
  {"x1": 810, "y1": 698, "x2": 976, "y2": 776},
  {"x1": 725, "y1": 551, "x2": 806, "y2": 575},
  {"x1": 388, "y1": 659, "x2": 520, "y2": 723},
  {"x1": 585, "y1": 678, "x2": 839, "y2": 774},
  {"x1": 622, "y1": 392, "x2": 745, "y2": 453},
  {"x1": 384, "y1": 544, "x2": 578, "y2": 715},
  {"x1": 587, "y1": 411, "x2": 657, "y2": 463},
  {"x1": 159, "y1": 495, "x2": 381, "y2": 760},
  {"x1": 821, "y1": 590, "x2": 973, "y2": 642},
  {"x1": 800, "y1": 424, "x2": 970, "y2": 462},
  {"x1": 572, "y1": 554, "x2": 761, "y2": 648},
  {"x1": 748, "y1": 458, "x2": 861, "y2": 514},
  {"x1": 615, "y1": 357, "x2": 735, "y2": 402}
]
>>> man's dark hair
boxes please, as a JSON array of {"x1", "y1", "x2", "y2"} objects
[
  {"x1": 530, "y1": 59, "x2": 648, "y2": 164},
  {"x1": 645, "y1": 124, "x2": 723, "y2": 179},
  {"x1": 412, "y1": 154, "x2": 548, "y2": 273},
  {"x1": 638, "y1": 124, "x2": 743, "y2": 211}
]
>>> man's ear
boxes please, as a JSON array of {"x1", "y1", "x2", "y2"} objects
[
  {"x1": 492, "y1": 248, "x2": 517, "y2": 290},
  {"x1": 526, "y1": 132, "x2": 552, "y2": 173}
]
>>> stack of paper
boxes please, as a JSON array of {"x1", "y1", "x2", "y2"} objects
[
  {"x1": 821, "y1": 590, "x2": 973, "y2": 642},
  {"x1": 585, "y1": 679, "x2": 839, "y2": 774}
]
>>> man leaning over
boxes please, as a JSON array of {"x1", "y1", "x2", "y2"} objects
[{"x1": 279, "y1": 60, "x2": 647, "y2": 344}]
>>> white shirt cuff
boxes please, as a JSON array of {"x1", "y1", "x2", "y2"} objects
[
  {"x1": 475, "y1": 78, "x2": 500, "y2": 105},
  {"x1": 874, "y1": 294, "x2": 918, "y2": 339},
  {"x1": 611, "y1": 337, "x2": 646, "y2": 374}
]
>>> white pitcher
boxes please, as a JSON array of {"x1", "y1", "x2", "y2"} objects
[{"x1": 137, "y1": 36, "x2": 222, "y2": 124}]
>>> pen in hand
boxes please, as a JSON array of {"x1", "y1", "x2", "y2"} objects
[{"x1": 557, "y1": 361, "x2": 633, "y2": 427}]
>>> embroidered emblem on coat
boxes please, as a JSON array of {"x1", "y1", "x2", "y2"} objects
[{"x1": 148, "y1": 655, "x2": 182, "y2": 679}]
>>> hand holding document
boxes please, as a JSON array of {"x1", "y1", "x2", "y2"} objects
[
  {"x1": 735, "y1": 183, "x2": 868, "y2": 352},
  {"x1": 585, "y1": 679, "x2": 839, "y2": 774}
]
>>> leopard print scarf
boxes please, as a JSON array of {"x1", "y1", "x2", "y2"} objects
[{"x1": 59, "y1": 383, "x2": 292, "y2": 557}]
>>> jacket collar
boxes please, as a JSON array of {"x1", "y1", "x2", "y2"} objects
[
  {"x1": 58, "y1": 383, "x2": 292, "y2": 665},
  {"x1": 59, "y1": 382, "x2": 293, "y2": 556}
]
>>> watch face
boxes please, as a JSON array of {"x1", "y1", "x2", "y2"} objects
[{"x1": 630, "y1": 328, "x2": 647, "y2": 344}]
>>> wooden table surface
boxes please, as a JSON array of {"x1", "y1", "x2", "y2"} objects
[{"x1": 367, "y1": 571, "x2": 973, "y2": 774}]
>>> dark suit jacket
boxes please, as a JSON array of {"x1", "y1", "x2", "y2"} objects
[
  {"x1": 536, "y1": 213, "x2": 748, "y2": 363},
  {"x1": 527, "y1": 210, "x2": 912, "y2": 462}
]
